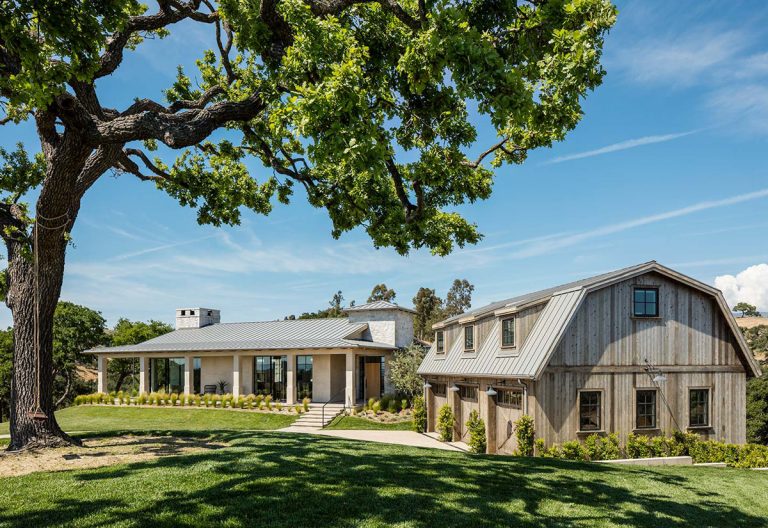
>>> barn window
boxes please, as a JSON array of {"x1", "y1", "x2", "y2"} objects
[
  {"x1": 464, "y1": 326, "x2": 474, "y2": 351},
  {"x1": 436, "y1": 331, "x2": 445, "y2": 353},
  {"x1": 633, "y1": 287, "x2": 659, "y2": 317},
  {"x1": 636, "y1": 389, "x2": 657, "y2": 429},
  {"x1": 459, "y1": 385, "x2": 477, "y2": 401},
  {"x1": 432, "y1": 383, "x2": 446, "y2": 397},
  {"x1": 497, "y1": 389, "x2": 522, "y2": 409},
  {"x1": 501, "y1": 317, "x2": 516, "y2": 347},
  {"x1": 579, "y1": 391, "x2": 602, "y2": 431},
  {"x1": 689, "y1": 389, "x2": 710, "y2": 427}
]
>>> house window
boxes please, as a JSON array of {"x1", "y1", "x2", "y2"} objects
[
  {"x1": 459, "y1": 385, "x2": 477, "y2": 401},
  {"x1": 636, "y1": 389, "x2": 657, "y2": 429},
  {"x1": 436, "y1": 331, "x2": 445, "y2": 353},
  {"x1": 190, "y1": 310, "x2": 196, "y2": 316},
  {"x1": 579, "y1": 391, "x2": 602, "y2": 431},
  {"x1": 633, "y1": 287, "x2": 659, "y2": 317},
  {"x1": 689, "y1": 388, "x2": 710, "y2": 427},
  {"x1": 432, "y1": 383, "x2": 446, "y2": 397},
  {"x1": 464, "y1": 326, "x2": 474, "y2": 351},
  {"x1": 501, "y1": 317, "x2": 516, "y2": 347},
  {"x1": 497, "y1": 389, "x2": 522, "y2": 409}
]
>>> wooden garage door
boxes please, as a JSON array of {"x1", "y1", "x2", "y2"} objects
[
  {"x1": 459, "y1": 385, "x2": 479, "y2": 442},
  {"x1": 496, "y1": 388, "x2": 524, "y2": 454}
]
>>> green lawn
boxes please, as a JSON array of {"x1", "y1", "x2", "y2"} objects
[
  {"x1": 0, "y1": 406, "x2": 296, "y2": 437},
  {"x1": 1, "y1": 432, "x2": 767, "y2": 527},
  {"x1": 327, "y1": 415, "x2": 413, "y2": 430}
]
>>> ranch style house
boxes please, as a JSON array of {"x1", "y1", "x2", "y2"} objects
[
  {"x1": 418, "y1": 261, "x2": 762, "y2": 453},
  {"x1": 86, "y1": 301, "x2": 416, "y2": 407}
]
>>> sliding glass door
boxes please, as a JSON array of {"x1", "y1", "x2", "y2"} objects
[
  {"x1": 296, "y1": 355, "x2": 313, "y2": 400},
  {"x1": 149, "y1": 358, "x2": 185, "y2": 393},
  {"x1": 253, "y1": 356, "x2": 288, "y2": 401}
]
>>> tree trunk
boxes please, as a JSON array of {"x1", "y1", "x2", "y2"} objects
[{"x1": 6, "y1": 215, "x2": 80, "y2": 450}]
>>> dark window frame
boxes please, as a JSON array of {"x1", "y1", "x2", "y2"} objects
[
  {"x1": 635, "y1": 389, "x2": 657, "y2": 430},
  {"x1": 436, "y1": 331, "x2": 445, "y2": 354},
  {"x1": 689, "y1": 388, "x2": 710, "y2": 428},
  {"x1": 578, "y1": 390, "x2": 602, "y2": 432},
  {"x1": 432, "y1": 382, "x2": 446, "y2": 397},
  {"x1": 459, "y1": 384, "x2": 477, "y2": 401},
  {"x1": 464, "y1": 325, "x2": 475, "y2": 351},
  {"x1": 501, "y1": 317, "x2": 516, "y2": 348},
  {"x1": 497, "y1": 388, "x2": 523, "y2": 409},
  {"x1": 633, "y1": 287, "x2": 659, "y2": 318}
]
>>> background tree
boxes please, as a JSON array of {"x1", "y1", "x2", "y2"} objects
[
  {"x1": 443, "y1": 279, "x2": 474, "y2": 318},
  {"x1": 368, "y1": 284, "x2": 396, "y2": 303},
  {"x1": 388, "y1": 343, "x2": 426, "y2": 399},
  {"x1": 106, "y1": 319, "x2": 173, "y2": 393},
  {"x1": 0, "y1": 0, "x2": 616, "y2": 449},
  {"x1": 299, "y1": 291, "x2": 346, "y2": 319},
  {"x1": 52, "y1": 302, "x2": 108, "y2": 406},
  {"x1": 412, "y1": 287, "x2": 442, "y2": 340},
  {"x1": 734, "y1": 302, "x2": 761, "y2": 318}
]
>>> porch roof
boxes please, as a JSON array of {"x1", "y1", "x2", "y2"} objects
[{"x1": 84, "y1": 318, "x2": 395, "y2": 355}]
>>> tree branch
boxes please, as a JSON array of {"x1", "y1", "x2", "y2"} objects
[
  {"x1": 385, "y1": 157, "x2": 419, "y2": 222},
  {"x1": 463, "y1": 137, "x2": 525, "y2": 169},
  {"x1": 309, "y1": 0, "x2": 420, "y2": 31}
]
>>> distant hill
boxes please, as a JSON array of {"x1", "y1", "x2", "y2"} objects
[{"x1": 735, "y1": 316, "x2": 768, "y2": 329}]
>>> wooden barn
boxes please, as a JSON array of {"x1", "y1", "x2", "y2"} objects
[{"x1": 417, "y1": 261, "x2": 762, "y2": 453}]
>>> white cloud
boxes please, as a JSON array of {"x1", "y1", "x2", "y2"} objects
[
  {"x1": 545, "y1": 131, "x2": 697, "y2": 164},
  {"x1": 613, "y1": 30, "x2": 746, "y2": 87},
  {"x1": 707, "y1": 84, "x2": 768, "y2": 134},
  {"x1": 715, "y1": 264, "x2": 768, "y2": 312}
]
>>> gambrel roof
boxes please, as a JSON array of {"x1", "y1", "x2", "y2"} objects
[{"x1": 418, "y1": 261, "x2": 762, "y2": 379}]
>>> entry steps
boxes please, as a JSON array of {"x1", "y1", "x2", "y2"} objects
[{"x1": 291, "y1": 403, "x2": 345, "y2": 429}]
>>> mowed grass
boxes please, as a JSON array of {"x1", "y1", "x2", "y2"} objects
[
  {"x1": 1, "y1": 432, "x2": 767, "y2": 527},
  {"x1": 326, "y1": 415, "x2": 413, "y2": 430},
  {"x1": 0, "y1": 406, "x2": 296, "y2": 437}
]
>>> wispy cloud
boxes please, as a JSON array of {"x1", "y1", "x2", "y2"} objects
[
  {"x1": 545, "y1": 130, "x2": 698, "y2": 164},
  {"x1": 497, "y1": 188, "x2": 768, "y2": 259},
  {"x1": 108, "y1": 234, "x2": 219, "y2": 262}
]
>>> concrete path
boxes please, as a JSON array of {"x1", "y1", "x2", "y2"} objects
[{"x1": 279, "y1": 427, "x2": 465, "y2": 451}]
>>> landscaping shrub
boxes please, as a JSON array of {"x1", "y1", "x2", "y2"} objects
[
  {"x1": 367, "y1": 398, "x2": 375, "y2": 411},
  {"x1": 170, "y1": 393, "x2": 179, "y2": 406},
  {"x1": 275, "y1": 402, "x2": 283, "y2": 411},
  {"x1": 412, "y1": 395, "x2": 427, "y2": 433},
  {"x1": 255, "y1": 394, "x2": 264, "y2": 407},
  {"x1": 212, "y1": 394, "x2": 221, "y2": 408},
  {"x1": 237, "y1": 396, "x2": 246, "y2": 409},
  {"x1": 372, "y1": 401, "x2": 382, "y2": 414},
  {"x1": 583, "y1": 433, "x2": 621, "y2": 461},
  {"x1": 514, "y1": 415, "x2": 535, "y2": 456},
  {"x1": 401, "y1": 399, "x2": 409, "y2": 412},
  {"x1": 265, "y1": 395, "x2": 272, "y2": 410},
  {"x1": 380, "y1": 395, "x2": 392, "y2": 411},
  {"x1": 303, "y1": 397, "x2": 310, "y2": 412},
  {"x1": 466, "y1": 410, "x2": 486, "y2": 454},
  {"x1": 295, "y1": 404, "x2": 302, "y2": 414},
  {"x1": 387, "y1": 400, "x2": 397, "y2": 413},
  {"x1": 137, "y1": 392, "x2": 147, "y2": 405},
  {"x1": 437, "y1": 404, "x2": 454, "y2": 442}
]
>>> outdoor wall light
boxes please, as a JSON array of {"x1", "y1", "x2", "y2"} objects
[
  {"x1": 486, "y1": 387, "x2": 497, "y2": 396},
  {"x1": 652, "y1": 374, "x2": 667, "y2": 383},
  {"x1": 423, "y1": 381, "x2": 432, "y2": 389},
  {"x1": 449, "y1": 384, "x2": 460, "y2": 392}
]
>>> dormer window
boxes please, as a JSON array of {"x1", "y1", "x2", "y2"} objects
[
  {"x1": 633, "y1": 287, "x2": 659, "y2": 317},
  {"x1": 190, "y1": 310, "x2": 196, "y2": 316},
  {"x1": 501, "y1": 317, "x2": 516, "y2": 347},
  {"x1": 436, "y1": 331, "x2": 445, "y2": 353},
  {"x1": 181, "y1": 310, "x2": 186, "y2": 316},
  {"x1": 464, "y1": 325, "x2": 474, "y2": 351}
]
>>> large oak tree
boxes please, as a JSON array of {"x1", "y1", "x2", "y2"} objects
[{"x1": 0, "y1": 0, "x2": 615, "y2": 449}]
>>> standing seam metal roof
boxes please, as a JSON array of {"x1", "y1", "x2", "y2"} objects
[{"x1": 86, "y1": 318, "x2": 395, "y2": 354}]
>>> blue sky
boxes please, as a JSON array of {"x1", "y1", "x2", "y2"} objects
[{"x1": 2, "y1": 0, "x2": 768, "y2": 327}]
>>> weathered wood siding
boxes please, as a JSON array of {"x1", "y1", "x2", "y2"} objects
[{"x1": 534, "y1": 271, "x2": 747, "y2": 445}]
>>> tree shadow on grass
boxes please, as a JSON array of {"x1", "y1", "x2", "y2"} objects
[{"x1": 0, "y1": 432, "x2": 765, "y2": 528}]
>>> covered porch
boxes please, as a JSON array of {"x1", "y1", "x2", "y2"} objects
[{"x1": 95, "y1": 349, "x2": 392, "y2": 406}]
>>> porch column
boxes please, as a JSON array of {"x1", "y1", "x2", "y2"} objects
[
  {"x1": 485, "y1": 385, "x2": 497, "y2": 454},
  {"x1": 345, "y1": 352, "x2": 355, "y2": 407},
  {"x1": 232, "y1": 355, "x2": 241, "y2": 398},
  {"x1": 184, "y1": 354, "x2": 193, "y2": 395},
  {"x1": 286, "y1": 353, "x2": 296, "y2": 405},
  {"x1": 97, "y1": 355, "x2": 108, "y2": 394},
  {"x1": 139, "y1": 356, "x2": 149, "y2": 394},
  {"x1": 383, "y1": 354, "x2": 393, "y2": 394}
]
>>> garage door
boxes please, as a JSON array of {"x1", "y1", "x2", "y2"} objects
[
  {"x1": 495, "y1": 388, "x2": 524, "y2": 454},
  {"x1": 459, "y1": 385, "x2": 479, "y2": 442}
]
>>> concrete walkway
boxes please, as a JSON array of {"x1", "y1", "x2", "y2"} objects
[{"x1": 280, "y1": 426, "x2": 466, "y2": 451}]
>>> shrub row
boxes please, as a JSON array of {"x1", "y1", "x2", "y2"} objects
[
  {"x1": 74, "y1": 392, "x2": 309, "y2": 413},
  {"x1": 363, "y1": 395, "x2": 410, "y2": 414},
  {"x1": 536, "y1": 429, "x2": 768, "y2": 468}
]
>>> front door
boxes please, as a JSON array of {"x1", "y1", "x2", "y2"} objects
[
  {"x1": 296, "y1": 355, "x2": 313, "y2": 400},
  {"x1": 365, "y1": 361, "x2": 381, "y2": 399}
]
